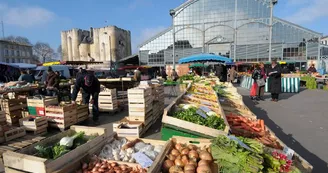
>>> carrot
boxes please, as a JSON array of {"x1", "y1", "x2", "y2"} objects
[
  {"x1": 232, "y1": 125, "x2": 244, "y2": 129},
  {"x1": 260, "y1": 120, "x2": 265, "y2": 131}
]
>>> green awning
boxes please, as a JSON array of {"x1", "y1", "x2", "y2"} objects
[{"x1": 189, "y1": 63, "x2": 208, "y2": 68}]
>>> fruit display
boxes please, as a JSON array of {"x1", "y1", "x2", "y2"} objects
[{"x1": 161, "y1": 142, "x2": 214, "y2": 173}]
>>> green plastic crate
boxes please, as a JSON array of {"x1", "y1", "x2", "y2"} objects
[
  {"x1": 27, "y1": 106, "x2": 37, "y2": 115},
  {"x1": 161, "y1": 124, "x2": 214, "y2": 140}
]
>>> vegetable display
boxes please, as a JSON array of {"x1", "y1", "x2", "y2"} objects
[
  {"x1": 227, "y1": 114, "x2": 283, "y2": 150},
  {"x1": 263, "y1": 151, "x2": 301, "y2": 173},
  {"x1": 78, "y1": 156, "x2": 147, "y2": 173},
  {"x1": 211, "y1": 135, "x2": 264, "y2": 173},
  {"x1": 35, "y1": 132, "x2": 93, "y2": 160},
  {"x1": 162, "y1": 142, "x2": 214, "y2": 173},
  {"x1": 98, "y1": 138, "x2": 163, "y2": 165},
  {"x1": 173, "y1": 107, "x2": 226, "y2": 131}
]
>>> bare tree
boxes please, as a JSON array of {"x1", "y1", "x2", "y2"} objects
[
  {"x1": 3, "y1": 35, "x2": 31, "y2": 45},
  {"x1": 33, "y1": 42, "x2": 54, "y2": 63}
]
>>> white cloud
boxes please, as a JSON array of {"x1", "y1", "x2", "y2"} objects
[
  {"x1": 0, "y1": 3, "x2": 55, "y2": 28},
  {"x1": 284, "y1": 0, "x2": 328, "y2": 24},
  {"x1": 132, "y1": 26, "x2": 167, "y2": 53}
]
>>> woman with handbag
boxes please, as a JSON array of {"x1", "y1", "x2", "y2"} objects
[
  {"x1": 257, "y1": 62, "x2": 267, "y2": 100},
  {"x1": 251, "y1": 64, "x2": 265, "y2": 100}
]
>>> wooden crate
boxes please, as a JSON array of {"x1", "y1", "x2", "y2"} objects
[
  {"x1": 4, "y1": 127, "x2": 26, "y2": 142},
  {"x1": 19, "y1": 116, "x2": 48, "y2": 135},
  {"x1": 76, "y1": 105, "x2": 89, "y2": 122},
  {"x1": 0, "y1": 99, "x2": 27, "y2": 113},
  {"x1": 99, "y1": 88, "x2": 117, "y2": 98},
  {"x1": 148, "y1": 136, "x2": 217, "y2": 173},
  {"x1": 128, "y1": 87, "x2": 152, "y2": 99},
  {"x1": 5, "y1": 110, "x2": 23, "y2": 126},
  {"x1": 3, "y1": 126, "x2": 107, "y2": 173},
  {"x1": 20, "y1": 111, "x2": 29, "y2": 118},
  {"x1": 26, "y1": 96, "x2": 58, "y2": 107},
  {"x1": 0, "y1": 111, "x2": 6, "y2": 125},
  {"x1": 45, "y1": 105, "x2": 77, "y2": 131},
  {"x1": 113, "y1": 117, "x2": 146, "y2": 138}
]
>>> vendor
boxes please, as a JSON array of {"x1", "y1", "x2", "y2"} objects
[
  {"x1": 45, "y1": 67, "x2": 59, "y2": 96},
  {"x1": 71, "y1": 73, "x2": 100, "y2": 125},
  {"x1": 18, "y1": 70, "x2": 34, "y2": 83}
]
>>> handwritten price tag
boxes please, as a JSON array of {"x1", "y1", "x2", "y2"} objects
[
  {"x1": 133, "y1": 152, "x2": 153, "y2": 168},
  {"x1": 283, "y1": 146, "x2": 295, "y2": 160},
  {"x1": 196, "y1": 109, "x2": 208, "y2": 118},
  {"x1": 199, "y1": 106, "x2": 211, "y2": 113},
  {"x1": 228, "y1": 135, "x2": 253, "y2": 152}
]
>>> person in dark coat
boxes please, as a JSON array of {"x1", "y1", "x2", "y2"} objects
[
  {"x1": 71, "y1": 73, "x2": 100, "y2": 125},
  {"x1": 215, "y1": 65, "x2": 223, "y2": 79},
  {"x1": 161, "y1": 69, "x2": 167, "y2": 80},
  {"x1": 221, "y1": 65, "x2": 228, "y2": 82},
  {"x1": 45, "y1": 67, "x2": 59, "y2": 96},
  {"x1": 268, "y1": 60, "x2": 282, "y2": 102}
]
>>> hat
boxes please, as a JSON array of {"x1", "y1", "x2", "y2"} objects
[{"x1": 84, "y1": 74, "x2": 94, "y2": 87}]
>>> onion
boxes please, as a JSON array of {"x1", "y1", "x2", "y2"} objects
[
  {"x1": 188, "y1": 150, "x2": 199, "y2": 160},
  {"x1": 100, "y1": 164, "x2": 107, "y2": 169},
  {"x1": 111, "y1": 162, "x2": 117, "y2": 167},
  {"x1": 92, "y1": 167, "x2": 98, "y2": 172},
  {"x1": 198, "y1": 160, "x2": 209, "y2": 167},
  {"x1": 174, "y1": 158, "x2": 184, "y2": 167},
  {"x1": 184, "y1": 164, "x2": 196, "y2": 171},
  {"x1": 188, "y1": 160, "x2": 197, "y2": 167},
  {"x1": 95, "y1": 163, "x2": 101, "y2": 167},
  {"x1": 98, "y1": 168, "x2": 105, "y2": 172},
  {"x1": 196, "y1": 165, "x2": 212, "y2": 173},
  {"x1": 120, "y1": 164, "x2": 128, "y2": 171},
  {"x1": 167, "y1": 154, "x2": 176, "y2": 161},
  {"x1": 162, "y1": 160, "x2": 174, "y2": 172},
  {"x1": 188, "y1": 144, "x2": 198, "y2": 150},
  {"x1": 184, "y1": 171, "x2": 194, "y2": 173},
  {"x1": 82, "y1": 170, "x2": 88, "y2": 173},
  {"x1": 171, "y1": 149, "x2": 180, "y2": 156},
  {"x1": 199, "y1": 151, "x2": 213, "y2": 161},
  {"x1": 175, "y1": 143, "x2": 183, "y2": 151},
  {"x1": 114, "y1": 166, "x2": 121, "y2": 171},
  {"x1": 181, "y1": 148, "x2": 189, "y2": 155},
  {"x1": 169, "y1": 165, "x2": 183, "y2": 173},
  {"x1": 181, "y1": 155, "x2": 189, "y2": 165}
]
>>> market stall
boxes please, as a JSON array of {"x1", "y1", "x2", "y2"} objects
[{"x1": 240, "y1": 74, "x2": 301, "y2": 93}]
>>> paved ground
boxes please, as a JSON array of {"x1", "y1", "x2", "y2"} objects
[
  {"x1": 237, "y1": 87, "x2": 328, "y2": 173},
  {"x1": 86, "y1": 86, "x2": 328, "y2": 172}
]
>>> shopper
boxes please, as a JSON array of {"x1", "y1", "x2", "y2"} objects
[
  {"x1": 307, "y1": 64, "x2": 317, "y2": 74},
  {"x1": 18, "y1": 70, "x2": 34, "y2": 83},
  {"x1": 228, "y1": 66, "x2": 237, "y2": 83},
  {"x1": 171, "y1": 69, "x2": 179, "y2": 82},
  {"x1": 257, "y1": 62, "x2": 267, "y2": 100},
  {"x1": 27, "y1": 70, "x2": 35, "y2": 82},
  {"x1": 71, "y1": 73, "x2": 100, "y2": 125},
  {"x1": 56, "y1": 71, "x2": 67, "y2": 80},
  {"x1": 268, "y1": 60, "x2": 282, "y2": 102},
  {"x1": 133, "y1": 67, "x2": 141, "y2": 82},
  {"x1": 45, "y1": 67, "x2": 60, "y2": 96},
  {"x1": 215, "y1": 64, "x2": 223, "y2": 80},
  {"x1": 161, "y1": 69, "x2": 168, "y2": 80},
  {"x1": 251, "y1": 64, "x2": 262, "y2": 100}
]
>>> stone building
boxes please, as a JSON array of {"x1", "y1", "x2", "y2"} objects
[
  {"x1": 0, "y1": 40, "x2": 34, "y2": 63},
  {"x1": 61, "y1": 26, "x2": 132, "y2": 67}
]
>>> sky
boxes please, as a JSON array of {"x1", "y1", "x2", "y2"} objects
[{"x1": 0, "y1": 0, "x2": 327, "y2": 54}]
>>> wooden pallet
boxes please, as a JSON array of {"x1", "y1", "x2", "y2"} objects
[
  {"x1": 19, "y1": 116, "x2": 48, "y2": 135},
  {"x1": 4, "y1": 127, "x2": 26, "y2": 142}
]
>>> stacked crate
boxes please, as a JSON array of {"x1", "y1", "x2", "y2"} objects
[
  {"x1": 45, "y1": 104, "x2": 77, "y2": 131},
  {"x1": 76, "y1": 104, "x2": 89, "y2": 122},
  {"x1": 128, "y1": 87, "x2": 153, "y2": 129},
  {"x1": 27, "y1": 96, "x2": 58, "y2": 116},
  {"x1": 19, "y1": 116, "x2": 48, "y2": 135},
  {"x1": 0, "y1": 99, "x2": 27, "y2": 126},
  {"x1": 0, "y1": 111, "x2": 26, "y2": 143},
  {"x1": 117, "y1": 91, "x2": 128, "y2": 105},
  {"x1": 151, "y1": 84, "x2": 165, "y2": 124},
  {"x1": 99, "y1": 88, "x2": 118, "y2": 112}
]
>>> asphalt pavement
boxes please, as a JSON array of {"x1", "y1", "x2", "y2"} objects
[{"x1": 237, "y1": 87, "x2": 328, "y2": 172}]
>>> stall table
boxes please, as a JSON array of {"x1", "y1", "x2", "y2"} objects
[{"x1": 240, "y1": 75, "x2": 301, "y2": 93}]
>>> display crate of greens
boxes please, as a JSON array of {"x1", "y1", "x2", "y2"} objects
[
  {"x1": 19, "y1": 116, "x2": 48, "y2": 135},
  {"x1": 161, "y1": 84, "x2": 230, "y2": 140},
  {"x1": 3, "y1": 125, "x2": 107, "y2": 173},
  {"x1": 48, "y1": 133, "x2": 166, "y2": 173}
]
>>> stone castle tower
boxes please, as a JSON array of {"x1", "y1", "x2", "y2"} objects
[{"x1": 61, "y1": 26, "x2": 132, "y2": 66}]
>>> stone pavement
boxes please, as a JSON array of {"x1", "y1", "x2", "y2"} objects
[{"x1": 237, "y1": 87, "x2": 328, "y2": 172}]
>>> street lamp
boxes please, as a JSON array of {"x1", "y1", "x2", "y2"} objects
[
  {"x1": 268, "y1": 0, "x2": 278, "y2": 62},
  {"x1": 170, "y1": 9, "x2": 176, "y2": 68}
]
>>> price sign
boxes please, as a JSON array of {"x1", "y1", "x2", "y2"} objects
[
  {"x1": 283, "y1": 146, "x2": 295, "y2": 160},
  {"x1": 228, "y1": 135, "x2": 253, "y2": 152},
  {"x1": 196, "y1": 109, "x2": 208, "y2": 118},
  {"x1": 199, "y1": 106, "x2": 211, "y2": 113},
  {"x1": 200, "y1": 100, "x2": 211, "y2": 106},
  {"x1": 132, "y1": 152, "x2": 153, "y2": 168}
]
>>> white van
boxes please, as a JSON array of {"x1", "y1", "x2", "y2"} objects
[{"x1": 34, "y1": 65, "x2": 72, "y2": 82}]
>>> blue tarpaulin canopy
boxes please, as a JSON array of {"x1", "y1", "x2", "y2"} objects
[{"x1": 178, "y1": 53, "x2": 233, "y2": 64}]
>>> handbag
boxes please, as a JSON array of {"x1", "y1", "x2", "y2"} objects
[
  {"x1": 257, "y1": 78, "x2": 266, "y2": 86},
  {"x1": 250, "y1": 82, "x2": 258, "y2": 96}
]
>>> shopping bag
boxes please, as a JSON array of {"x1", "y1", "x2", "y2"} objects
[{"x1": 250, "y1": 82, "x2": 258, "y2": 97}]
